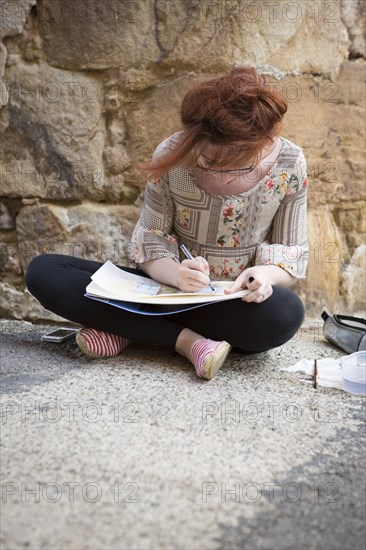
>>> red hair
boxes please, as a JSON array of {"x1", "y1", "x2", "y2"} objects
[{"x1": 133, "y1": 66, "x2": 288, "y2": 179}]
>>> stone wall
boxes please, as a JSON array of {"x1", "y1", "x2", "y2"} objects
[{"x1": 0, "y1": 0, "x2": 365, "y2": 322}]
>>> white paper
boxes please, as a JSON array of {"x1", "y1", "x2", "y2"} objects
[
  {"x1": 281, "y1": 358, "x2": 344, "y2": 390},
  {"x1": 86, "y1": 261, "x2": 250, "y2": 305},
  {"x1": 91, "y1": 260, "x2": 161, "y2": 296}
]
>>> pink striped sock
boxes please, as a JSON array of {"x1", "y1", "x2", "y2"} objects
[
  {"x1": 191, "y1": 338, "x2": 226, "y2": 378},
  {"x1": 77, "y1": 328, "x2": 130, "y2": 358}
]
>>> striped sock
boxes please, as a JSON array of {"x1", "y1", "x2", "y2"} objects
[
  {"x1": 190, "y1": 338, "x2": 231, "y2": 380},
  {"x1": 76, "y1": 328, "x2": 130, "y2": 359}
]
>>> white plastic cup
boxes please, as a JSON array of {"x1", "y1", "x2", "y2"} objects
[{"x1": 342, "y1": 351, "x2": 366, "y2": 395}]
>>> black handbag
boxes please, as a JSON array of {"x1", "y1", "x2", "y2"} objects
[{"x1": 321, "y1": 310, "x2": 366, "y2": 354}]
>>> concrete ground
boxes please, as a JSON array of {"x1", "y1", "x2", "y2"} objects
[{"x1": 0, "y1": 318, "x2": 365, "y2": 550}]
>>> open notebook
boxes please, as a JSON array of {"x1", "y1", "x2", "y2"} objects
[{"x1": 85, "y1": 261, "x2": 249, "y2": 315}]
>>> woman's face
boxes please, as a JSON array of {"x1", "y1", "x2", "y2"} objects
[
  {"x1": 191, "y1": 136, "x2": 281, "y2": 194},
  {"x1": 194, "y1": 142, "x2": 257, "y2": 186}
]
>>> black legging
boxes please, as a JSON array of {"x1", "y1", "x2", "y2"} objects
[{"x1": 25, "y1": 254, "x2": 305, "y2": 353}]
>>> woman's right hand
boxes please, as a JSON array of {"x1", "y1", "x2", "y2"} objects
[{"x1": 176, "y1": 257, "x2": 211, "y2": 292}]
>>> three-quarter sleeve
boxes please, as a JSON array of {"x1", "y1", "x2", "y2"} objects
[
  {"x1": 255, "y1": 152, "x2": 308, "y2": 279},
  {"x1": 128, "y1": 144, "x2": 179, "y2": 264}
]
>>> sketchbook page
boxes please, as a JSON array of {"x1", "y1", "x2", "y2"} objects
[
  {"x1": 85, "y1": 281, "x2": 131, "y2": 301},
  {"x1": 87, "y1": 261, "x2": 250, "y2": 304},
  {"x1": 90, "y1": 261, "x2": 222, "y2": 298},
  {"x1": 90, "y1": 260, "x2": 161, "y2": 296}
]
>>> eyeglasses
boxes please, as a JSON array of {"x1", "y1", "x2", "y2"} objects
[{"x1": 195, "y1": 163, "x2": 255, "y2": 175}]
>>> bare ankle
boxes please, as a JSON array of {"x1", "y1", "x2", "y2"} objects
[{"x1": 175, "y1": 328, "x2": 203, "y2": 362}]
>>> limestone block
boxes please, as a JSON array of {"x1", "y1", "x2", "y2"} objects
[
  {"x1": 341, "y1": 244, "x2": 366, "y2": 312},
  {"x1": 336, "y1": 59, "x2": 366, "y2": 107},
  {"x1": 0, "y1": 81, "x2": 7, "y2": 107},
  {"x1": 107, "y1": 117, "x2": 127, "y2": 146},
  {"x1": 16, "y1": 203, "x2": 69, "y2": 241},
  {"x1": 301, "y1": 209, "x2": 344, "y2": 312},
  {"x1": 103, "y1": 72, "x2": 151, "y2": 115},
  {"x1": 0, "y1": 42, "x2": 8, "y2": 107},
  {"x1": 335, "y1": 207, "x2": 362, "y2": 233},
  {"x1": 341, "y1": 0, "x2": 366, "y2": 60},
  {"x1": 0, "y1": 0, "x2": 36, "y2": 38},
  {"x1": 3, "y1": 8, "x2": 45, "y2": 66},
  {"x1": 15, "y1": 202, "x2": 141, "y2": 273},
  {"x1": 0, "y1": 0, "x2": 37, "y2": 108},
  {"x1": 118, "y1": 68, "x2": 160, "y2": 93},
  {"x1": 37, "y1": 0, "x2": 158, "y2": 70},
  {"x1": 0, "y1": 42, "x2": 5, "y2": 72},
  {"x1": 153, "y1": 0, "x2": 349, "y2": 80},
  {"x1": 0, "y1": 201, "x2": 14, "y2": 229},
  {"x1": 333, "y1": 205, "x2": 366, "y2": 253},
  {"x1": 267, "y1": 1, "x2": 350, "y2": 79},
  {"x1": 0, "y1": 230, "x2": 21, "y2": 274},
  {"x1": 103, "y1": 145, "x2": 131, "y2": 176},
  {"x1": 279, "y1": 62, "x2": 366, "y2": 206},
  {"x1": 102, "y1": 145, "x2": 141, "y2": 203},
  {"x1": 127, "y1": 73, "x2": 203, "y2": 169},
  {"x1": 0, "y1": 61, "x2": 105, "y2": 200},
  {"x1": 0, "y1": 281, "x2": 64, "y2": 322}
]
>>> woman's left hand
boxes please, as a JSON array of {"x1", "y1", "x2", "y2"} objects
[{"x1": 224, "y1": 267, "x2": 273, "y2": 303}]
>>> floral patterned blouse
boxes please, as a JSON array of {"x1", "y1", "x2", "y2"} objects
[{"x1": 128, "y1": 132, "x2": 308, "y2": 280}]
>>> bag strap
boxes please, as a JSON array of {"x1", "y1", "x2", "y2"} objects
[
  {"x1": 334, "y1": 314, "x2": 366, "y2": 330},
  {"x1": 321, "y1": 310, "x2": 366, "y2": 330}
]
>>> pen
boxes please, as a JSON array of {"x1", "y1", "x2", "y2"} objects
[
  {"x1": 179, "y1": 244, "x2": 215, "y2": 293},
  {"x1": 313, "y1": 359, "x2": 318, "y2": 389}
]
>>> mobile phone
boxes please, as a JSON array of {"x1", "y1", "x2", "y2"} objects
[{"x1": 41, "y1": 328, "x2": 78, "y2": 343}]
